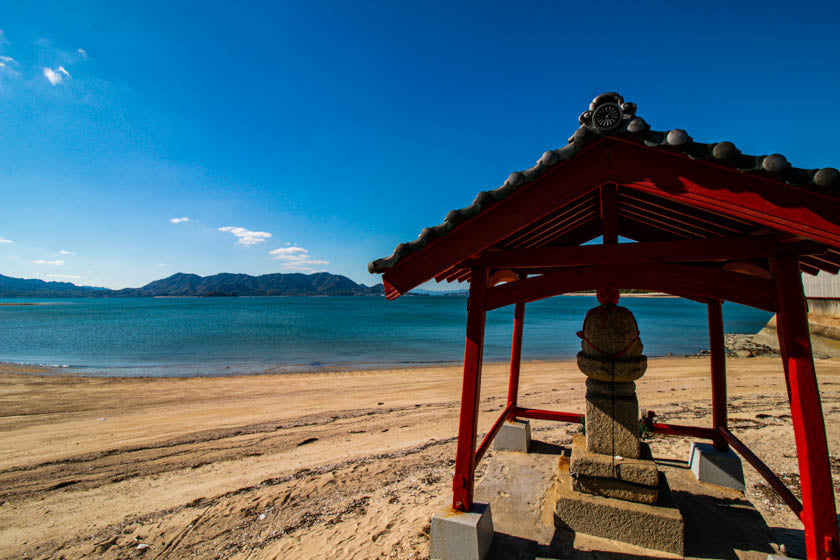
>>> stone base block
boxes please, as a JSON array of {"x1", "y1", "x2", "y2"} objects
[
  {"x1": 430, "y1": 503, "x2": 494, "y2": 560},
  {"x1": 689, "y1": 442, "x2": 746, "y2": 492},
  {"x1": 585, "y1": 379, "x2": 640, "y2": 458},
  {"x1": 493, "y1": 420, "x2": 531, "y2": 452},
  {"x1": 572, "y1": 473, "x2": 660, "y2": 505},
  {"x1": 569, "y1": 434, "x2": 658, "y2": 487},
  {"x1": 555, "y1": 463, "x2": 684, "y2": 555}
]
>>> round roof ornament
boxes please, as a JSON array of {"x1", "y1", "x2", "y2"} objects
[{"x1": 591, "y1": 102, "x2": 623, "y2": 132}]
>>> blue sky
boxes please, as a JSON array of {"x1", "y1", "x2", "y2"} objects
[{"x1": 1, "y1": 1, "x2": 839, "y2": 289}]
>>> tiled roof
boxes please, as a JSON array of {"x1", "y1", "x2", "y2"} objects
[{"x1": 369, "y1": 92, "x2": 840, "y2": 275}]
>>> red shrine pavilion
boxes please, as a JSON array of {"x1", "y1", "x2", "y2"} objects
[{"x1": 369, "y1": 93, "x2": 840, "y2": 560}]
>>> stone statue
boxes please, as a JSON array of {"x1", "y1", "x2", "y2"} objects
[
  {"x1": 566, "y1": 289, "x2": 661, "y2": 505},
  {"x1": 576, "y1": 293, "x2": 647, "y2": 459}
]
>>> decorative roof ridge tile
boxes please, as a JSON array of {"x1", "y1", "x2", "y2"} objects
[{"x1": 368, "y1": 92, "x2": 840, "y2": 275}]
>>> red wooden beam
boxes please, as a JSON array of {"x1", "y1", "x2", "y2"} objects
[
  {"x1": 771, "y1": 257, "x2": 840, "y2": 559},
  {"x1": 648, "y1": 422, "x2": 716, "y2": 440},
  {"x1": 519, "y1": 211, "x2": 598, "y2": 249},
  {"x1": 607, "y1": 137, "x2": 840, "y2": 249},
  {"x1": 619, "y1": 189, "x2": 751, "y2": 232},
  {"x1": 451, "y1": 269, "x2": 488, "y2": 512},
  {"x1": 485, "y1": 263, "x2": 777, "y2": 312},
  {"x1": 506, "y1": 300, "x2": 525, "y2": 420},
  {"x1": 621, "y1": 209, "x2": 703, "y2": 239},
  {"x1": 475, "y1": 403, "x2": 515, "y2": 466},
  {"x1": 382, "y1": 142, "x2": 611, "y2": 296},
  {"x1": 621, "y1": 202, "x2": 730, "y2": 238},
  {"x1": 707, "y1": 300, "x2": 729, "y2": 451},
  {"x1": 718, "y1": 427, "x2": 803, "y2": 519},
  {"x1": 515, "y1": 407, "x2": 584, "y2": 424},
  {"x1": 617, "y1": 217, "x2": 685, "y2": 244},
  {"x1": 504, "y1": 195, "x2": 597, "y2": 249},
  {"x1": 480, "y1": 236, "x2": 819, "y2": 270}
]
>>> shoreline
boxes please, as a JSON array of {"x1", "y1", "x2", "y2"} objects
[{"x1": 0, "y1": 352, "x2": 728, "y2": 379}]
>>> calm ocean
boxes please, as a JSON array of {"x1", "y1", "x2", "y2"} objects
[{"x1": 0, "y1": 296, "x2": 772, "y2": 377}]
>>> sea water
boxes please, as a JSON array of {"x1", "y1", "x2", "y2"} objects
[{"x1": 0, "y1": 296, "x2": 772, "y2": 377}]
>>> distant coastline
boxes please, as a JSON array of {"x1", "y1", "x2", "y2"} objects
[{"x1": 0, "y1": 271, "x2": 387, "y2": 298}]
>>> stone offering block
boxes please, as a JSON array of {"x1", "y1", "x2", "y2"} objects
[
  {"x1": 569, "y1": 434, "x2": 658, "y2": 487},
  {"x1": 572, "y1": 473, "x2": 660, "y2": 505},
  {"x1": 584, "y1": 379, "x2": 640, "y2": 458},
  {"x1": 555, "y1": 461, "x2": 684, "y2": 555}
]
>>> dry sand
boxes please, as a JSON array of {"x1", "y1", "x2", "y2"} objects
[{"x1": 1, "y1": 357, "x2": 839, "y2": 559}]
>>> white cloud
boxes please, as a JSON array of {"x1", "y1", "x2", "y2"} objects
[
  {"x1": 0, "y1": 30, "x2": 8, "y2": 46},
  {"x1": 169, "y1": 216, "x2": 191, "y2": 224},
  {"x1": 0, "y1": 236, "x2": 12, "y2": 243},
  {"x1": 43, "y1": 67, "x2": 61, "y2": 85},
  {"x1": 219, "y1": 226, "x2": 272, "y2": 246},
  {"x1": 59, "y1": 249, "x2": 74, "y2": 255},
  {"x1": 77, "y1": 48, "x2": 87, "y2": 59},
  {"x1": 268, "y1": 246, "x2": 307, "y2": 256},
  {"x1": 43, "y1": 65, "x2": 70, "y2": 85},
  {"x1": 32, "y1": 259, "x2": 64, "y2": 265},
  {"x1": 0, "y1": 55, "x2": 14, "y2": 68},
  {"x1": 269, "y1": 246, "x2": 329, "y2": 272}
]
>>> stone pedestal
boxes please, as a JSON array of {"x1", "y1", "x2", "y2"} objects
[
  {"x1": 569, "y1": 434, "x2": 659, "y2": 504},
  {"x1": 555, "y1": 459, "x2": 685, "y2": 555},
  {"x1": 584, "y1": 379, "x2": 640, "y2": 458},
  {"x1": 430, "y1": 503, "x2": 494, "y2": 560},
  {"x1": 689, "y1": 442, "x2": 746, "y2": 492},
  {"x1": 493, "y1": 419, "x2": 531, "y2": 452}
]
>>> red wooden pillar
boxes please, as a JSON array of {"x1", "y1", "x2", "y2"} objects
[
  {"x1": 771, "y1": 257, "x2": 839, "y2": 560},
  {"x1": 506, "y1": 301, "x2": 525, "y2": 420},
  {"x1": 452, "y1": 268, "x2": 488, "y2": 512},
  {"x1": 707, "y1": 300, "x2": 728, "y2": 450}
]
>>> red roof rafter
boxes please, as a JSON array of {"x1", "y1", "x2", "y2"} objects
[{"x1": 484, "y1": 263, "x2": 777, "y2": 312}]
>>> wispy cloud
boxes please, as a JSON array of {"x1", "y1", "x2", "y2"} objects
[
  {"x1": 0, "y1": 30, "x2": 8, "y2": 46},
  {"x1": 32, "y1": 259, "x2": 64, "y2": 265},
  {"x1": 157, "y1": 263, "x2": 170, "y2": 267},
  {"x1": 0, "y1": 54, "x2": 18, "y2": 81},
  {"x1": 169, "y1": 216, "x2": 191, "y2": 224},
  {"x1": 59, "y1": 249, "x2": 74, "y2": 255},
  {"x1": 43, "y1": 65, "x2": 71, "y2": 86},
  {"x1": 76, "y1": 48, "x2": 87, "y2": 59},
  {"x1": 269, "y1": 246, "x2": 329, "y2": 272},
  {"x1": 39, "y1": 273, "x2": 84, "y2": 280},
  {"x1": 219, "y1": 226, "x2": 272, "y2": 246},
  {"x1": 0, "y1": 236, "x2": 12, "y2": 244}
]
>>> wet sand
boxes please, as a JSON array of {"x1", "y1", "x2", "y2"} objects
[{"x1": 1, "y1": 357, "x2": 839, "y2": 559}]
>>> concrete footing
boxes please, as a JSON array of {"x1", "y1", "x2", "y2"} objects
[
  {"x1": 689, "y1": 442, "x2": 746, "y2": 492},
  {"x1": 494, "y1": 420, "x2": 531, "y2": 452},
  {"x1": 429, "y1": 503, "x2": 494, "y2": 560}
]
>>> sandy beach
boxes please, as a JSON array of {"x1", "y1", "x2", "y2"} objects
[{"x1": 1, "y1": 357, "x2": 839, "y2": 559}]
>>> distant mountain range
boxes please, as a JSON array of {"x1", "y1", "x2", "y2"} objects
[{"x1": 0, "y1": 272, "x2": 384, "y2": 297}]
